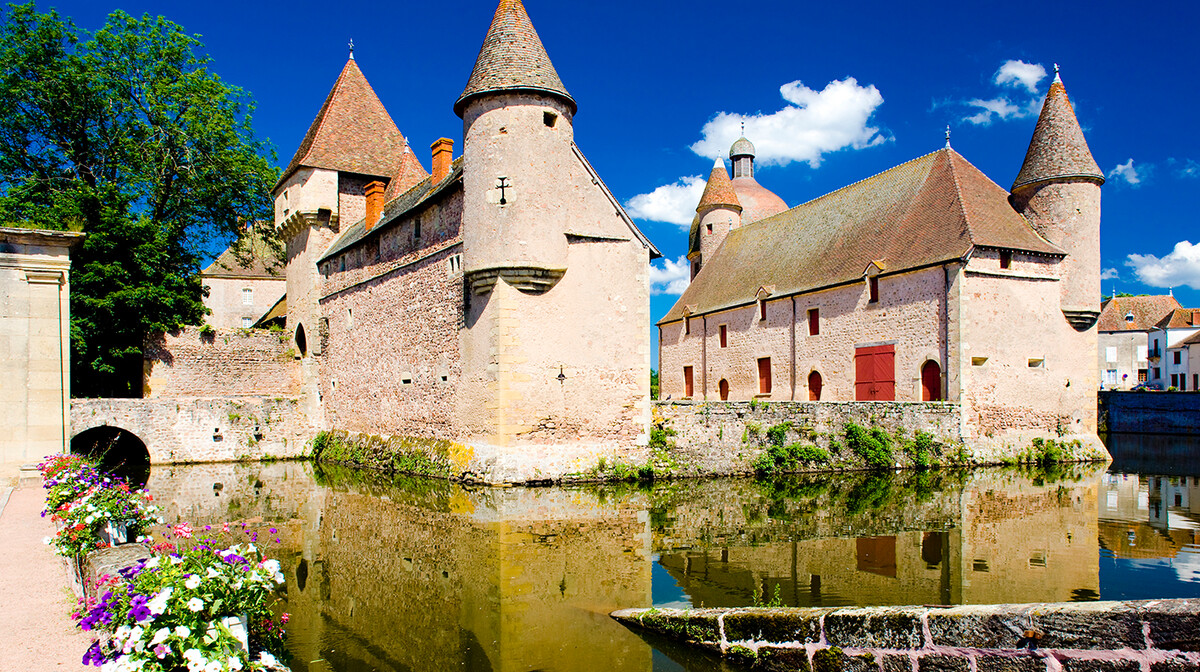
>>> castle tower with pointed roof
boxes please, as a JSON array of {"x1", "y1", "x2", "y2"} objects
[
  {"x1": 693, "y1": 157, "x2": 742, "y2": 276},
  {"x1": 1010, "y1": 69, "x2": 1104, "y2": 330}
]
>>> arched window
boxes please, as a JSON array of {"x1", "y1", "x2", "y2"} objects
[
  {"x1": 719, "y1": 379, "x2": 729, "y2": 401},
  {"x1": 808, "y1": 371, "x2": 823, "y2": 401},
  {"x1": 921, "y1": 360, "x2": 942, "y2": 401},
  {"x1": 295, "y1": 323, "x2": 308, "y2": 357}
]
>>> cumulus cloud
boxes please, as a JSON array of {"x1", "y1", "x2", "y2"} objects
[
  {"x1": 1108, "y1": 159, "x2": 1145, "y2": 187},
  {"x1": 1170, "y1": 158, "x2": 1200, "y2": 178},
  {"x1": 958, "y1": 59, "x2": 1047, "y2": 126},
  {"x1": 649, "y1": 255, "x2": 691, "y2": 295},
  {"x1": 624, "y1": 175, "x2": 705, "y2": 227},
  {"x1": 1126, "y1": 241, "x2": 1200, "y2": 290},
  {"x1": 995, "y1": 60, "x2": 1047, "y2": 94},
  {"x1": 1101, "y1": 268, "x2": 1120, "y2": 280},
  {"x1": 689, "y1": 77, "x2": 889, "y2": 168}
]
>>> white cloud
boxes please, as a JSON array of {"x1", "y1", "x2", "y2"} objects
[
  {"x1": 1108, "y1": 159, "x2": 1144, "y2": 187},
  {"x1": 689, "y1": 77, "x2": 888, "y2": 169},
  {"x1": 1101, "y1": 268, "x2": 1120, "y2": 280},
  {"x1": 624, "y1": 175, "x2": 705, "y2": 227},
  {"x1": 649, "y1": 255, "x2": 691, "y2": 295},
  {"x1": 1126, "y1": 241, "x2": 1200, "y2": 290},
  {"x1": 963, "y1": 97, "x2": 1024, "y2": 125},
  {"x1": 1174, "y1": 158, "x2": 1200, "y2": 178},
  {"x1": 994, "y1": 60, "x2": 1047, "y2": 94}
]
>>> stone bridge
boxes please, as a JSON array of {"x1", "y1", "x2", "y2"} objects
[{"x1": 70, "y1": 397, "x2": 312, "y2": 464}]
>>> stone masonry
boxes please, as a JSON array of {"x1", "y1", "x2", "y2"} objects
[{"x1": 142, "y1": 326, "x2": 300, "y2": 398}]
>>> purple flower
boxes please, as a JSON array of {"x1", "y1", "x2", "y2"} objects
[
  {"x1": 269, "y1": 528, "x2": 277, "y2": 534},
  {"x1": 82, "y1": 641, "x2": 106, "y2": 666},
  {"x1": 127, "y1": 594, "x2": 151, "y2": 623}
]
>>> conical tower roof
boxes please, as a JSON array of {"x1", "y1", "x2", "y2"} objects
[
  {"x1": 455, "y1": 0, "x2": 576, "y2": 117},
  {"x1": 697, "y1": 158, "x2": 742, "y2": 213},
  {"x1": 1012, "y1": 73, "x2": 1104, "y2": 192},
  {"x1": 277, "y1": 59, "x2": 411, "y2": 191}
]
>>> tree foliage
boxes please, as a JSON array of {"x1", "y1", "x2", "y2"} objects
[{"x1": 0, "y1": 3, "x2": 278, "y2": 396}]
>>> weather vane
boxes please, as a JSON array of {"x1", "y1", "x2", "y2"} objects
[
  {"x1": 740, "y1": 120, "x2": 745, "y2": 136},
  {"x1": 348, "y1": 38, "x2": 355, "y2": 60},
  {"x1": 945, "y1": 125, "x2": 951, "y2": 148}
]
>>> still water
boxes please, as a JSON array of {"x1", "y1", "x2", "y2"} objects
[{"x1": 140, "y1": 433, "x2": 1200, "y2": 671}]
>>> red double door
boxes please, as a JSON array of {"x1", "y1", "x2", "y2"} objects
[{"x1": 855, "y1": 344, "x2": 895, "y2": 401}]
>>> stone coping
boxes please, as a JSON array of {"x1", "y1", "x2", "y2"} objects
[{"x1": 612, "y1": 602, "x2": 1200, "y2": 671}]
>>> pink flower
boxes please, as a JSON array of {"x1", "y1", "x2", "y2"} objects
[{"x1": 154, "y1": 644, "x2": 168, "y2": 659}]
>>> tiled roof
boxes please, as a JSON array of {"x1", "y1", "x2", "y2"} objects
[
  {"x1": 384, "y1": 145, "x2": 430, "y2": 201},
  {"x1": 1097, "y1": 295, "x2": 1182, "y2": 332},
  {"x1": 320, "y1": 157, "x2": 465, "y2": 263},
  {"x1": 1012, "y1": 76, "x2": 1104, "y2": 192},
  {"x1": 202, "y1": 229, "x2": 284, "y2": 279},
  {"x1": 660, "y1": 148, "x2": 1062, "y2": 324},
  {"x1": 697, "y1": 158, "x2": 741, "y2": 213},
  {"x1": 687, "y1": 214, "x2": 701, "y2": 259},
  {"x1": 253, "y1": 295, "x2": 287, "y2": 327},
  {"x1": 455, "y1": 0, "x2": 576, "y2": 117},
  {"x1": 1181, "y1": 330, "x2": 1200, "y2": 346},
  {"x1": 1155, "y1": 308, "x2": 1200, "y2": 329},
  {"x1": 277, "y1": 59, "x2": 411, "y2": 190},
  {"x1": 732, "y1": 177, "x2": 788, "y2": 224}
]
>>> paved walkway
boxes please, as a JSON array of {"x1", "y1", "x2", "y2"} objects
[{"x1": 0, "y1": 480, "x2": 93, "y2": 670}]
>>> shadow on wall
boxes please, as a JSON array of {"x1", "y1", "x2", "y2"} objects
[{"x1": 70, "y1": 426, "x2": 151, "y2": 488}]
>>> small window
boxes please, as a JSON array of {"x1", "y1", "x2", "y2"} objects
[
  {"x1": 242, "y1": 288, "x2": 253, "y2": 305},
  {"x1": 543, "y1": 111, "x2": 557, "y2": 128},
  {"x1": 719, "y1": 324, "x2": 727, "y2": 348},
  {"x1": 757, "y1": 357, "x2": 772, "y2": 394},
  {"x1": 868, "y1": 276, "x2": 879, "y2": 303},
  {"x1": 295, "y1": 324, "x2": 308, "y2": 357},
  {"x1": 759, "y1": 300, "x2": 767, "y2": 321},
  {"x1": 241, "y1": 317, "x2": 253, "y2": 328},
  {"x1": 347, "y1": 308, "x2": 354, "y2": 330},
  {"x1": 972, "y1": 356, "x2": 988, "y2": 366},
  {"x1": 684, "y1": 318, "x2": 690, "y2": 336},
  {"x1": 1125, "y1": 311, "x2": 1135, "y2": 323},
  {"x1": 683, "y1": 366, "x2": 694, "y2": 398},
  {"x1": 999, "y1": 250, "x2": 1012, "y2": 269},
  {"x1": 808, "y1": 308, "x2": 819, "y2": 336},
  {"x1": 1106, "y1": 347, "x2": 1117, "y2": 362},
  {"x1": 1174, "y1": 351, "x2": 1182, "y2": 365},
  {"x1": 414, "y1": 219, "x2": 422, "y2": 241},
  {"x1": 1154, "y1": 367, "x2": 1161, "y2": 379},
  {"x1": 972, "y1": 559, "x2": 990, "y2": 573},
  {"x1": 691, "y1": 260, "x2": 700, "y2": 280},
  {"x1": 1028, "y1": 358, "x2": 1045, "y2": 368},
  {"x1": 706, "y1": 223, "x2": 713, "y2": 234}
]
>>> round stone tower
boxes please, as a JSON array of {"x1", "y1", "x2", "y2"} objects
[
  {"x1": 729, "y1": 136, "x2": 788, "y2": 224},
  {"x1": 455, "y1": 0, "x2": 578, "y2": 295},
  {"x1": 1010, "y1": 69, "x2": 1104, "y2": 330},
  {"x1": 696, "y1": 157, "x2": 742, "y2": 270}
]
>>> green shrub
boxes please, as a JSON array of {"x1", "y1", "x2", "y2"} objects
[
  {"x1": 753, "y1": 442, "x2": 830, "y2": 476},
  {"x1": 844, "y1": 422, "x2": 893, "y2": 469},
  {"x1": 766, "y1": 422, "x2": 793, "y2": 448}
]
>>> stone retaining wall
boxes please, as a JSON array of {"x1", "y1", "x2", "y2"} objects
[
  {"x1": 1099, "y1": 391, "x2": 1200, "y2": 435},
  {"x1": 143, "y1": 327, "x2": 300, "y2": 398},
  {"x1": 613, "y1": 602, "x2": 1200, "y2": 671}
]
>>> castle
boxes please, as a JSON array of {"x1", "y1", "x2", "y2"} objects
[
  {"x1": 659, "y1": 69, "x2": 1105, "y2": 451},
  {"x1": 269, "y1": 0, "x2": 659, "y2": 481}
]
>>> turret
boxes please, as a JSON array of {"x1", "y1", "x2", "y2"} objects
[
  {"x1": 1010, "y1": 67, "x2": 1104, "y2": 330},
  {"x1": 456, "y1": 0, "x2": 579, "y2": 295},
  {"x1": 729, "y1": 136, "x2": 788, "y2": 224},
  {"x1": 695, "y1": 158, "x2": 742, "y2": 271}
]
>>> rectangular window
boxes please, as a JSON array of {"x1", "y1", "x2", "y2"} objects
[
  {"x1": 719, "y1": 324, "x2": 727, "y2": 348},
  {"x1": 242, "y1": 288, "x2": 253, "y2": 305},
  {"x1": 868, "y1": 276, "x2": 879, "y2": 303},
  {"x1": 1171, "y1": 374, "x2": 1179, "y2": 388},
  {"x1": 241, "y1": 317, "x2": 253, "y2": 328},
  {"x1": 684, "y1": 318, "x2": 690, "y2": 335},
  {"x1": 1139, "y1": 369, "x2": 1148, "y2": 382},
  {"x1": 414, "y1": 219, "x2": 422, "y2": 241},
  {"x1": 757, "y1": 357, "x2": 772, "y2": 394},
  {"x1": 999, "y1": 250, "x2": 1012, "y2": 269},
  {"x1": 1138, "y1": 345, "x2": 1148, "y2": 361},
  {"x1": 1155, "y1": 367, "x2": 1161, "y2": 379},
  {"x1": 683, "y1": 366, "x2": 694, "y2": 398},
  {"x1": 808, "y1": 308, "x2": 819, "y2": 336},
  {"x1": 1174, "y1": 351, "x2": 1182, "y2": 365},
  {"x1": 1194, "y1": 374, "x2": 1198, "y2": 390},
  {"x1": 1106, "y1": 347, "x2": 1118, "y2": 362},
  {"x1": 1105, "y1": 369, "x2": 1118, "y2": 385},
  {"x1": 759, "y1": 299, "x2": 767, "y2": 321}
]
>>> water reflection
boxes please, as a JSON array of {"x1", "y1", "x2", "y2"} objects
[{"x1": 140, "y1": 454, "x2": 1200, "y2": 672}]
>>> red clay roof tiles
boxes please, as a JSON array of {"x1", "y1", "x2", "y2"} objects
[
  {"x1": 697, "y1": 159, "x2": 741, "y2": 213},
  {"x1": 1012, "y1": 77, "x2": 1104, "y2": 192},
  {"x1": 1097, "y1": 295, "x2": 1182, "y2": 332}
]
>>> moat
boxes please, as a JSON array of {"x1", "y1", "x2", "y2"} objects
[{"x1": 135, "y1": 433, "x2": 1200, "y2": 671}]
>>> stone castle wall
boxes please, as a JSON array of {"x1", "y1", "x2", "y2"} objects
[{"x1": 143, "y1": 326, "x2": 299, "y2": 398}]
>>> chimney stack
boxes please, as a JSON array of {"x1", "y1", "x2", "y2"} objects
[
  {"x1": 364, "y1": 180, "x2": 386, "y2": 232},
  {"x1": 431, "y1": 138, "x2": 454, "y2": 183}
]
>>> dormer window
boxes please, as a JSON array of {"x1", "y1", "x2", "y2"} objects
[{"x1": 1125, "y1": 311, "x2": 1135, "y2": 323}]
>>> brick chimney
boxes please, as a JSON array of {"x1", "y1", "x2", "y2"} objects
[
  {"x1": 364, "y1": 180, "x2": 386, "y2": 232},
  {"x1": 431, "y1": 138, "x2": 454, "y2": 183}
]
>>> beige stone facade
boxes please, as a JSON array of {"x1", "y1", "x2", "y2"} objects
[{"x1": 0, "y1": 227, "x2": 83, "y2": 466}]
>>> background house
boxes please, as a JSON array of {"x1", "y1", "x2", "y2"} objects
[{"x1": 1097, "y1": 295, "x2": 1181, "y2": 389}]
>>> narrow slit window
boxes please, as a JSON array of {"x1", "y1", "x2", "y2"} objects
[
  {"x1": 683, "y1": 366, "x2": 694, "y2": 398},
  {"x1": 684, "y1": 318, "x2": 690, "y2": 335},
  {"x1": 414, "y1": 219, "x2": 422, "y2": 241},
  {"x1": 1000, "y1": 250, "x2": 1012, "y2": 269},
  {"x1": 757, "y1": 357, "x2": 772, "y2": 394},
  {"x1": 868, "y1": 276, "x2": 879, "y2": 303},
  {"x1": 808, "y1": 308, "x2": 819, "y2": 336},
  {"x1": 719, "y1": 324, "x2": 727, "y2": 348},
  {"x1": 759, "y1": 299, "x2": 767, "y2": 321}
]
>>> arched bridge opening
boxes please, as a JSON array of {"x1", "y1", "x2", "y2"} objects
[{"x1": 70, "y1": 426, "x2": 151, "y2": 488}]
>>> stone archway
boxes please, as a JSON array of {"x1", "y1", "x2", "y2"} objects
[{"x1": 70, "y1": 425, "x2": 151, "y2": 487}]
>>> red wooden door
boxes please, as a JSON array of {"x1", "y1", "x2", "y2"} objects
[
  {"x1": 921, "y1": 360, "x2": 942, "y2": 401},
  {"x1": 855, "y1": 344, "x2": 895, "y2": 401}
]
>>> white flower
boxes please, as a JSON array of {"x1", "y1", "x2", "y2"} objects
[
  {"x1": 186, "y1": 597, "x2": 204, "y2": 612},
  {"x1": 227, "y1": 657, "x2": 244, "y2": 671},
  {"x1": 257, "y1": 652, "x2": 279, "y2": 667},
  {"x1": 148, "y1": 587, "x2": 173, "y2": 615},
  {"x1": 174, "y1": 625, "x2": 190, "y2": 638},
  {"x1": 42, "y1": 536, "x2": 51, "y2": 545},
  {"x1": 184, "y1": 574, "x2": 202, "y2": 590},
  {"x1": 145, "y1": 557, "x2": 160, "y2": 569},
  {"x1": 151, "y1": 628, "x2": 170, "y2": 645},
  {"x1": 206, "y1": 566, "x2": 222, "y2": 579},
  {"x1": 204, "y1": 660, "x2": 224, "y2": 672}
]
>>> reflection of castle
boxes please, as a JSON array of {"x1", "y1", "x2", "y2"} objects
[{"x1": 1098, "y1": 473, "x2": 1200, "y2": 560}]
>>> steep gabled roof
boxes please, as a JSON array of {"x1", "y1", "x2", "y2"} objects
[
  {"x1": 455, "y1": 0, "x2": 576, "y2": 117},
  {"x1": 201, "y1": 229, "x2": 283, "y2": 279},
  {"x1": 660, "y1": 147, "x2": 1062, "y2": 324},
  {"x1": 1097, "y1": 295, "x2": 1182, "y2": 332},
  {"x1": 1155, "y1": 308, "x2": 1200, "y2": 330},
  {"x1": 384, "y1": 145, "x2": 431, "y2": 201},
  {"x1": 276, "y1": 59, "x2": 411, "y2": 190},
  {"x1": 1012, "y1": 74, "x2": 1104, "y2": 192},
  {"x1": 697, "y1": 158, "x2": 741, "y2": 213}
]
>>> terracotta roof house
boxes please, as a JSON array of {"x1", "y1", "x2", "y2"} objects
[
  {"x1": 199, "y1": 231, "x2": 285, "y2": 329},
  {"x1": 256, "y1": 0, "x2": 658, "y2": 483},
  {"x1": 660, "y1": 70, "x2": 1107, "y2": 452},
  {"x1": 1149, "y1": 307, "x2": 1200, "y2": 390},
  {"x1": 1096, "y1": 295, "x2": 1180, "y2": 389}
]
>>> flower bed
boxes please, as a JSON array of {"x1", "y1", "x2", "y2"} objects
[{"x1": 38, "y1": 455, "x2": 291, "y2": 671}]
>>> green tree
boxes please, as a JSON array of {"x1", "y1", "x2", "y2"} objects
[
  {"x1": 0, "y1": 4, "x2": 278, "y2": 396},
  {"x1": 650, "y1": 368, "x2": 660, "y2": 400}
]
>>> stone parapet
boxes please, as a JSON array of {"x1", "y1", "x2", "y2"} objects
[{"x1": 613, "y1": 601, "x2": 1200, "y2": 671}]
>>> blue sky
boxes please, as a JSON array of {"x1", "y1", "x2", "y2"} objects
[{"x1": 38, "y1": 0, "x2": 1200, "y2": 365}]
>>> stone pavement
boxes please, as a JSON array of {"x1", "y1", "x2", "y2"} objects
[{"x1": 0, "y1": 479, "x2": 93, "y2": 670}]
